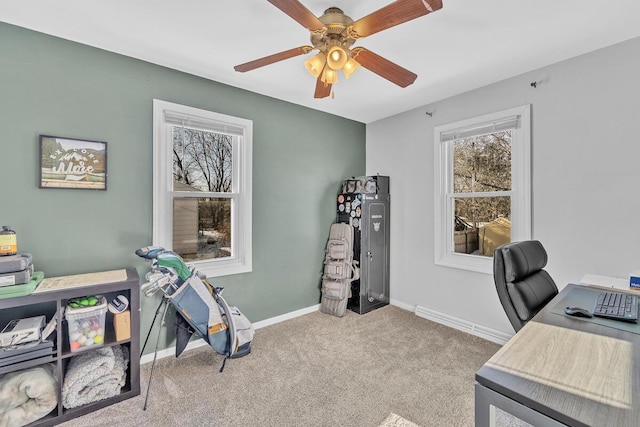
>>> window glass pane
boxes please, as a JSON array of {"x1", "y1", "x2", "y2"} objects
[
  {"x1": 453, "y1": 131, "x2": 512, "y2": 193},
  {"x1": 172, "y1": 127, "x2": 233, "y2": 193},
  {"x1": 453, "y1": 196, "x2": 511, "y2": 256},
  {"x1": 173, "y1": 198, "x2": 232, "y2": 262}
]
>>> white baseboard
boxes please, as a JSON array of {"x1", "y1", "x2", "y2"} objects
[
  {"x1": 414, "y1": 305, "x2": 513, "y2": 345},
  {"x1": 140, "y1": 303, "x2": 320, "y2": 365},
  {"x1": 390, "y1": 299, "x2": 415, "y2": 312},
  {"x1": 140, "y1": 335, "x2": 210, "y2": 365},
  {"x1": 251, "y1": 304, "x2": 320, "y2": 330},
  {"x1": 140, "y1": 301, "x2": 511, "y2": 365}
]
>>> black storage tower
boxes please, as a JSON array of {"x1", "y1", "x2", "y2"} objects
[{"x1": 336, "y1": 176, "x2": 390, "y2": 314}]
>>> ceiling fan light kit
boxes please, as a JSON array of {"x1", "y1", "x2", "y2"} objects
[
  {"x1": 326, "y1": 46, "x2": 348, "y2": 70},
  {"x1": 304, "y1": 52, "x2": 326, "y2": 78},
  {"x1": 321, "y1": 67, "x2": 338, "y2": 84},
  {"x1": 342, "y1": 57, "x2": 360, "y2": 79},
  {"x1": 234, "y1": 0, "x2": 443, "y2": 98}
]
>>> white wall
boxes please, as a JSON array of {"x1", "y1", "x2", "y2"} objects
[{"x1": 367, "y1": 37, "x2": 640, "y2": 335}]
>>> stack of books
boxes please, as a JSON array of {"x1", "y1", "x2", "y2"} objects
[
  {"x1": 0, "y1": 315, "x2": 56, "y2": 373},
  {"x1": 0, "y1": 338, "x2": 55, "y2": 370},
  {"x1": 0, "y1": 254, "x2": 44, "y2": 299}
]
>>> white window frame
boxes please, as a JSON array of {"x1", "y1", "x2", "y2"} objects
[
  {"x1": 153, "y1": 99, "x2": 252, "y2": 277},
  {"x1": 433, "y1": 104, "x2": 531, "y2": 274}
]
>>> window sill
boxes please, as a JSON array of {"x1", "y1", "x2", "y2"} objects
[
  {"x1": 187, "y1": 259, "x2": 252, "y2": 278},
  {"x1": 435, "y1": 253, "x2": 493, "y2": 275}
]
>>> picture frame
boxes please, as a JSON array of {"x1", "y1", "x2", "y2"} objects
[{"x1": 39, "y1": 135, "x2": 107, "y2": 190}]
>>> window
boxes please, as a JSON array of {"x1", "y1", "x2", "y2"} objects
[
  {"x1": 153, "y1": 100, "x2": 252, "y2": 277},
  {"x1": 434, "y1": 105, "x2": 531, "y2": 274}
]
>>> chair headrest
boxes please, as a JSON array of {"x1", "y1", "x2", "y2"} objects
[{"x1": 499, "y1": 240, "x2": 548, "y2": 282}]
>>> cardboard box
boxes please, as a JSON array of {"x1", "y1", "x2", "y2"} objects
[{"x1": 113, "y1": 311, "x2": 131, "y2": 341}]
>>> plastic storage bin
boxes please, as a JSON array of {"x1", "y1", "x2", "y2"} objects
[{"x1": 65, "y1": 296, "x2": 107, "y2": 352}]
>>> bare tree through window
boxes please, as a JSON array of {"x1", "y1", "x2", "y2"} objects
[
  {"x1": 452, "y1": 131, "x2": 512, "y2": 256},
  {"x1": 172, "y1": 127, "x2": 233, "y2": 261}
]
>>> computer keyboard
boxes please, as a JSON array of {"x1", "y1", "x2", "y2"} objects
[{"x1": 592, "y1": 291, "x2": 638, "y2": 323}]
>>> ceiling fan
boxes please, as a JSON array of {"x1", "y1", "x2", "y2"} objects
[{"x1": 234, "y1": 0, "x2": 443, "y2": 98}]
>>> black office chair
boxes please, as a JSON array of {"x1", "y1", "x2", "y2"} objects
[{"x1": 493, "y1": 240, "x2": 558, "y2": 332}]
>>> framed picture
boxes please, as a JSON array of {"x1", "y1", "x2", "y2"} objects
[{"x1": 39, "y1": 135, "x2": 107, "y2": 190}]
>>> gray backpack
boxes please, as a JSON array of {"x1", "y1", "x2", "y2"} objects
[{"x1": 320, "y1": 223, "x2": 359, "y2": 317}]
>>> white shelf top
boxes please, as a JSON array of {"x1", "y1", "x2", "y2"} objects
[{"x1": 579, "y1": 274, "x2": 629, "y2": 290}]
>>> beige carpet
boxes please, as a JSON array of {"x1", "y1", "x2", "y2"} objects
[
  {"x1": 378, "y1": 413, "x2": 421, "y2": 427},
  {"x1": 60, "y1": 305, "x2": 500, "y2": 427}
]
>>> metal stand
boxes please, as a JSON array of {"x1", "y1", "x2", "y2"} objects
[{"x1": 140, "y1": 296, "x2": 171, "y2": 410}]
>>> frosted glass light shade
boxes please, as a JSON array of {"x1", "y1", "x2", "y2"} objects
[
  {"x1": 304, "y1": 52, "x2": 326, "y2": 78},
  {"x1": 342, "y1": 57, "x2": 361, "y2": 79},
  {"x1": 326, "y1": 46, "x2": 348, "y2": 70},
  {"x1": 321, "y1": 67, "x2": 338, "y2": 84}
]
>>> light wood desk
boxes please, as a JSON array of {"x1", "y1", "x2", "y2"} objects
[{"x1": 475, "y1": 284, "x2": 640, "y2": 427}]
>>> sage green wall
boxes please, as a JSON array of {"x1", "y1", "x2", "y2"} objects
[{"x1": 0, "y1": 23, "x2": 365, "y2": 351}]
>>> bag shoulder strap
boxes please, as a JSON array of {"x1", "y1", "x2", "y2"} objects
[
  {"x1": 203, "y1": 282, "x2": 238, "y2": 367},
  {"x1": 216, "y1": 291, "x2": 237, "y2": 358}
]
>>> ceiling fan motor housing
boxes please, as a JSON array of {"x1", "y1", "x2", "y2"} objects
[{"x1": 310, "y1": 7, "x2": 356, "y2": 52}]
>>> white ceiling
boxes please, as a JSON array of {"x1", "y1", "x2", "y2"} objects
[{"x1": 3, "y1": 1, "x2": 640, "y2": 123}]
